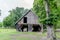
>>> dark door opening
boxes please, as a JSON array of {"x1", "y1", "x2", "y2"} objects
[
  {"x1": 32, "y1": 25, "x2": 41, "y2": 32},
  {"x1": 21, "y1": 25, "x2": 28, "y2": 32},
  {"x1": 23, "y1": 17, "x2": 27, "y2": 23}
]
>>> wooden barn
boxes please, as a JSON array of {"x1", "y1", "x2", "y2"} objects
[{"x1": 15, "y1": 10, "x2": 43, "y2": 32}]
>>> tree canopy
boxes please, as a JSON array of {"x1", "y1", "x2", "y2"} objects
[
  {"x1": 33, "y1": 0, "x2": 60, "y2": 28},
  {"x1": 3, "y1": 7, "x2": 28, "y2": 28},
  {"x1": 0, "y1": 22, "x2": 2, "y2": 27}
]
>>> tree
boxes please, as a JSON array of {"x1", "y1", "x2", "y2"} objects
[
  {"x1": 44, "y1": 0, "x2": 56, "y2": 40},
  {"x1": 3, "y1": 15, "x2": 13, "y2": 27},
  {"x1": 33, "y1": 0, "x2": 60, "y2": 40},
  {"x1": 3, "y1": 7, "x2": 28, "y2": 28},
  {"x1": 0, "y1": 22, "x2": 2, "y2": 27}
]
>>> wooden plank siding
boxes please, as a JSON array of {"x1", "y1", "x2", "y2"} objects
[{"x1": 18, "y1": 10, "x2": 39, "y2": 25}]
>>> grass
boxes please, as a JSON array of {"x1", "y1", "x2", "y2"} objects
[
  {"x1": 0, "y1": 28, "x2": 60, "y2": 40},
  {"x1": 56, "y1": 32, "x2": 60, "y2": 39}
]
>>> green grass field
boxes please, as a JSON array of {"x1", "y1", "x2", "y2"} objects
[{"x1": 0, "y1": 29, "x2": 60, "y2": 40}]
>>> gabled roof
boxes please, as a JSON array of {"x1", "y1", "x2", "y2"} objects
[{"x1": 15, "y1": 10, "x2": 32, "y2": 25}]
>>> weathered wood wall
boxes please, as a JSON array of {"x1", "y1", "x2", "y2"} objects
[{"x1": 18, "y1": 11, "x2": 39, "y2": 24}]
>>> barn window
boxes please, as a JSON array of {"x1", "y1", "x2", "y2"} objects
[{"x1": 23, "y1": 17, "x2": 27, "y2": 23}]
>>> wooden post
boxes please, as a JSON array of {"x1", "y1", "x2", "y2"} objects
[
  {"x1": 15, "y1": 24, "x2": 18, "y2": 31},
  {"x1": 28, "y1": 24, "x2": 32, "y2": 32},
  {"x1": 19, "y1": 25, "x2": 22, "y2": 32},
  {"x1": 41, "y1": 25, "x2": 43, "y2": 32}
]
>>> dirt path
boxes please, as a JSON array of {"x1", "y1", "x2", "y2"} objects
[
  {"x1": 10, "y1": 32, "x2": 47, "y2": 40},
  {"x1": 10, "y1": 34, "x2": 40, "y2": 40}
]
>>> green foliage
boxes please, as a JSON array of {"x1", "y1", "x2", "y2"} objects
[
  {"x1": 0, "y1": 22, "x2": 2, "y2": 27},
  {"x1": 3, "y1": 16, "x2": 13, "y2": 27},
  {"x1": 33, "y1": 0, "x2": 60, "y2": 28},
  {"x1": 3, "y1": 7, "x2": 28, "y2": 28},
  {"x1": 33, "y1": 0, "x2": 46, "y2": 24}
]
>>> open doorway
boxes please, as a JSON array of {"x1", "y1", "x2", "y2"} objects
[
  {"x1": 21, "y1": 25, "x2": 28, "y2": 32},
  {"x1": 23, "y1": 17, "x2": 27, "y2": 23},
  {"x1": 32, "y1": 25, "x2": 41, "y2": 32}
]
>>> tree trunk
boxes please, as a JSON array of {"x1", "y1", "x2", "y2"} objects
[
  {"x1": 44, "y1": 0, "x2": 56, "y2": 40},
  {"x1": 47, "y1": 25, "x2": 55, "y2": 40},
  {"x1": 41, "y1": 24, "x2": 43, "y2": 32}
]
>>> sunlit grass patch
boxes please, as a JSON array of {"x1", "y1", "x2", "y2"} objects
[{"x1": 0, "y1": 28, "x2": 16, "y2": 33}]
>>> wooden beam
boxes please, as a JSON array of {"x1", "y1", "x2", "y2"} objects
[{"x1": 28, "y1": 24, "x2": 32, "y2": 32}]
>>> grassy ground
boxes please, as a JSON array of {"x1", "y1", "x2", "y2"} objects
[{"x1": 0, "y1": 28, "x2": 60, "y2": 40}]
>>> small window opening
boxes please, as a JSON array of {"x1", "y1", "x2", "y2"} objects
[{"x1": 23, "y1": 17, "x2": 27, "y2": 23}]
